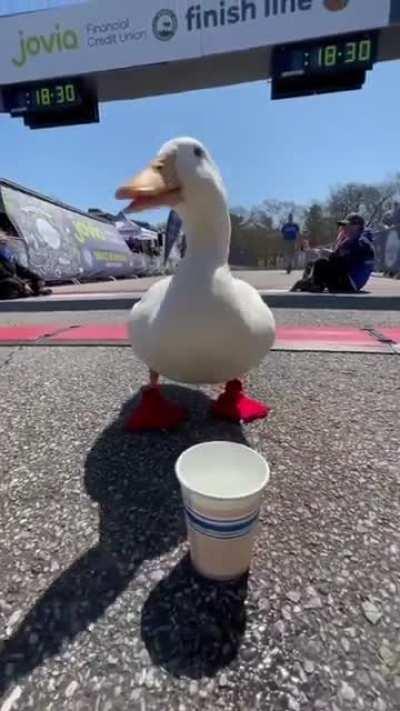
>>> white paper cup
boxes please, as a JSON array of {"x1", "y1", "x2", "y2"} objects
[{"x1": 176, "y1": 441, "x2": 270, "y2": 581}]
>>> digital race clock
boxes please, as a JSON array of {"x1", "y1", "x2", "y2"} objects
[
  {"x1": 272, "y1": 31, "x2": 379, "y2": 100},
  {"x1": 26, "y1": 80, "x2": 82, "y2": 112},
  {"x1": 3, "y1": 77, "x2": 99, "y2": 129}
]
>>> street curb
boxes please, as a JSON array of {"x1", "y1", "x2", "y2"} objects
[{"x1": 0, "y1": 291, "x2": 400, "y2": 312}]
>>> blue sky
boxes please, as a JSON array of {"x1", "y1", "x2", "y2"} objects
[{"x1": 1, "y1": 58, "x2": 399, "y2": 224}]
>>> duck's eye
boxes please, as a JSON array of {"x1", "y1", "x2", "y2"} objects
[{"x1": 193, "y1": 147, "x2": 203, "y2": 158}]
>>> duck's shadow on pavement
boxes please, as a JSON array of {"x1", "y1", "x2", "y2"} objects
[{"x1": 0, "y1": 386, "x2": 249, "y2": 695}]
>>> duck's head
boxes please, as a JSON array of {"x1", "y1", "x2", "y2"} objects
[{"x1": 115, "y1": 137, "x2": 227, "y2": 218}]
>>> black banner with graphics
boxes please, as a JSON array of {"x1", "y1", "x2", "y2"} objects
[{"x1": 0, "y1": 181, "x2": 137, "y2": 282}]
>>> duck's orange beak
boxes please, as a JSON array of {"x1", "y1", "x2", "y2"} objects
[{"x1": 115, "y1": 154, "x2": 182, "y2": 212}]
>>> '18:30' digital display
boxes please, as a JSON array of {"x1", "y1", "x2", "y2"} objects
[
  {"x1": 305, "y1": 38, "x2": 374, "y2": 72},
  {"x1": 278, "y1": 33, "x2": 378, "y2": 77},
  {"x1": 304, "y1": 39, "x2": 372, "y2": 69},
  {"x1": 30, "y1": 82, "x2": 81, "y2": 111},
  {"x1": 3, "y1": 76, "x2": 99, "y2": 129}
]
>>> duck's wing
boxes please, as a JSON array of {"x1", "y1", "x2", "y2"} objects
[
  {"x1": 231, "y1": 276, "x2": 276, "y2": 337},
  {"x1": 131, "y1": 276, "x2": 173, "y2": 317}
]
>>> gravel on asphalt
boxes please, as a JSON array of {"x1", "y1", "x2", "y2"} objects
[{"x1": 0, "y1": 346, "x2": 399, "y2": 710}]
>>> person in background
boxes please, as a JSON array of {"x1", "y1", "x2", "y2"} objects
[
  {"x1": 392, "y1": 202, "x2": 400, "y2": 226},
  {"x1": 292, "y1": 214, "x2": 375, "y2": 293},
  {"x1": 300, "y1": 231, "x2": 319, "y2": 270},
  {"x1": 383, "y1": 201, "x2": 400, "y2": 227},
  {"x1": 281, "y1": 213, "x2": 300, "y2": 274},
  {"x1": 0, "y1": 238, "x2": 51, "y2": 299}
]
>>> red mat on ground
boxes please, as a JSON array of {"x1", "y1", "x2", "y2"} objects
[
  {"x1": 276, "y1": 327, "x2": 377, "y2": 344},
  {"x1": 0, "y1": 324, "x2": 397, "y2": 351},
  {"x1": 377, "y1": 328, "x2": 400, "y2": 344},
  {"x1": 48, "y1": 324, "x2": 128, "y2": 342},
  {"x1": 0, "y1": 325, "x2": 60, "y2": 342}
]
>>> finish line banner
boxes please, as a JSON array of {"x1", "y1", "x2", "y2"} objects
[{"x1": 0, "y1": 0, "x2": 391, "y2": 85}]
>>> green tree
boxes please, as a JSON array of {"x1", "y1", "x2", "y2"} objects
[
  {"x1": 303, "y1": 203, "x2": 324, "y2": 246},
  {"x1": 229, "y1": 211, "x2": 279, "y2": 266},
  {"x1": 303, "y1": 203, "x2": 335, "y2": 247}
]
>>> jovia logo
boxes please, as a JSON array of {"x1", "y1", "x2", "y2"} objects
[
  {"x1": 323, "y1": 0, "x2": 350, "y2": 10},
  {"x1": 12, "y1": 24, "x2": 79, "y2": 68},
  {"x1": 152, "y1": 9, "x2": 178, "y2": 41}
]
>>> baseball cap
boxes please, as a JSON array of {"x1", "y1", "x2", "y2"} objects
[{"x1": 337, "y1": 213, "x2": 365, "y2": 228}]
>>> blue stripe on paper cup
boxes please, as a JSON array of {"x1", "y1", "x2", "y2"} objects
[{"x1": 184, "y1": 504, "x2": 260, "y2": 540}]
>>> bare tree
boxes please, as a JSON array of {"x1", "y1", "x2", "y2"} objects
[{"x1": 327, "y1": 177, "x2": 400, "y2": 229}]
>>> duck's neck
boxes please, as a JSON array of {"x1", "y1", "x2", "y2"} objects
[{"x1": 179, "y1": 197, "x2": 231, "y2": 267}]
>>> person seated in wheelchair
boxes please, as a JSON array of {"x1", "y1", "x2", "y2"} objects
[{"x1": 291, "y1": 214, "x2": 375, "y2": 293}]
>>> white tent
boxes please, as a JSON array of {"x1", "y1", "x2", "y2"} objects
[{"x1": 115, "y1": 215, "x2": 158, "y2": 242}]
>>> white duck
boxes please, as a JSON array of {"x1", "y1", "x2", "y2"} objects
[{"x1": 115, "y1": 137, "x2": 276, "y2": 431}]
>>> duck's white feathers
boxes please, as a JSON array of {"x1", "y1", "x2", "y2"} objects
[
  {"x1": 128, "y1": 261, "x2": 275, "y2": 384},
  {"x1": 125, "y1": 137, "x2": 276, "y2": 383}
]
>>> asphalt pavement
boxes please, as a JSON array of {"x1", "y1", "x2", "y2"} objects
[
  {"x1": 1, "y1": 307, "x2": 400, "y2": 329},
  {"x1": 1, "y1": 271, "x2": 399, "y2": 313},
  {"x1": 47, "y1": 271, "x2": 400, "y2": 296},
  {"x1": 0, "y1": 274, "x2": 399, "y2": 711}
]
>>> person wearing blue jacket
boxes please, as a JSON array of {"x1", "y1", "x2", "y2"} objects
[
  {"x1": 317, "y1": 214, "x2": 375, "y2": 292},
  {"x1": 281, "y1": 214, "x2": 300, "y2": 274},
  {"x1": 292, "y1": 214, "x2": 375, "y2": 293}
]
